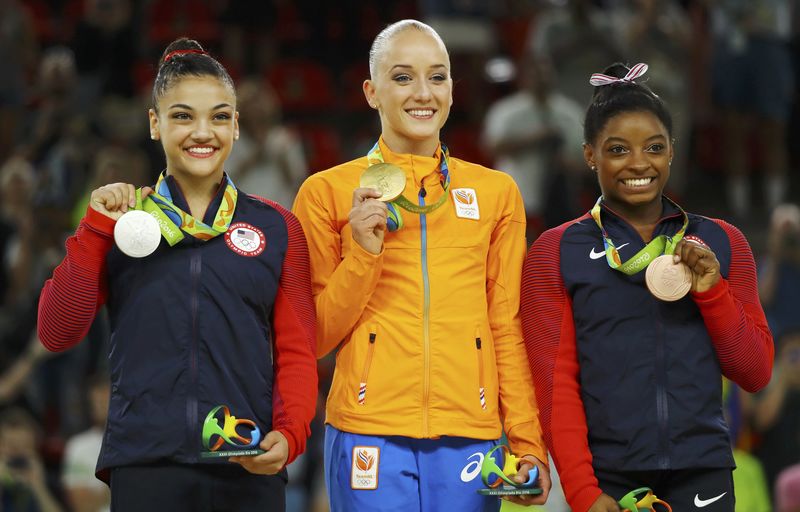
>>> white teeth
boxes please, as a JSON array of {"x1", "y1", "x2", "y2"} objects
[
  {"x1": 187, "y1": 147, "x2": 214, "y2": 154},
  {"x1": 624, "y1": 177, "x2": 654, "y2": 187},
  {"x1": 408, "y1": 109, "x2": 434, "y2": 117}
]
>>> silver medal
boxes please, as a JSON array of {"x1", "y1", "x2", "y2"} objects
[{"x1": 114, "y1": 210, "x2": 162, "y2": 258}]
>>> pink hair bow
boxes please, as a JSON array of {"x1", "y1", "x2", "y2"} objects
[{"x1": 589, "y1": 63, "x2": 648, "y2": 86}]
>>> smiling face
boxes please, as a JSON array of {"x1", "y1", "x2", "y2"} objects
[
  {"x1": 584, "y1": 110, "x2": 673, "y2": 216},
  {"x1": 363, "y1": 28, "x2": 452, "y2": 156},
  {"x1": 149, "y1": 76, "x2": 238, "y2": 187}
]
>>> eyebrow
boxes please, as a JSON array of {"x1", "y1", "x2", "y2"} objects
[
  {"x1": 168, "y1": 103, "x2": 232, "y2": 110},
  {"x1": 604, "y1": 134, "x2": 666, "y2": 144},
  {"x1": 388, "y1": 64, "x2": 448, "y2": 72}
]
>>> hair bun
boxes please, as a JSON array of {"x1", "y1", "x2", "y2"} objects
[{"x1": 159, "y1": 37, "x2": 206, "y2": 67}]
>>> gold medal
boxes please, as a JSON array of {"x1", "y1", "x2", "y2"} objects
[
  {"x1": 359, "y1": 163, "x2": 406, "y2": 202},
  {"x1": 645, "y1": 254, "x2": 692, "y2": 301}
]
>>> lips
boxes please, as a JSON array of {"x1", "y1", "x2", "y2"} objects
[
  {"x1": 185, "y1": 145, "x2": 217, "y2": 159},
  {"x1": 621, "y1": 176, "x2": 656, "y2": 188},
  {"x1": 406, "y1": 108, "x2": 435, "y2": 119}
]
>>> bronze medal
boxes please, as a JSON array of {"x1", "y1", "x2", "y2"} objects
[
  {"x1": 359, "y1": 163, "x2": 406, "y2": 202},
  {"x1": 645, "y1": 254, "x2": 692, "y2": 301}
]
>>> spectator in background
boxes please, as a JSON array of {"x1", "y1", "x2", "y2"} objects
[
  {"x1": 225, "y1": 79, "x2": 307, "y2": 210},
  {"x1": 22, "y1": 46, "x2": 92, "y2": 208},
  {"x1": 708, "y1": 0, "x2": 794, "y2": 218},
  {"x1": 528, "y1": 0, "x2": 623, "y2": 108},
  {"x1": 70, "y1": 146, "x2": 148, "y2": 229},
  {"x1": 759, "y1": 203, "x2": 800, "y2": 337},
  {"x1": 71, "y1": 0, "x2": 137, "y2": 101},
  {"x1": 0, "y1": 0, "x2": 38, "y2": 163},
  {"x1": 482, "y1": 53, "x2": 585, "y2": 239},
  {"x1": 753, "y1": 329, "x2": 800, "y2": 491},
  {"x1": 612, "y1": 0, "x2": 693, "y2": 197},
  {"x1": 62, "y1": 374, "x2": 110, "y2": 512},
  {"x1": 776, "y1": 464, "x2": 800, "y2": 512},
  {"x1": 0, "y1": 407, "x2": 63, "y2": 512}
]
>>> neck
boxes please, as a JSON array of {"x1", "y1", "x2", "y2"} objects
[
  {"x1": 382, "y1": 133, "x2": 439, "y2": 158},
  {"x1": 604, "y1": 196, "x2": 664, "y2": 242},
  {"x1": 169, "y1": 172, "x2": 223, "y2": 218}
]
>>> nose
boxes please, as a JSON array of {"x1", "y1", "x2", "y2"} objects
[
  {"x1": 192, "y1": 119, "x2": 212, "y2": 141},
  {"x1": 628, "y1": 150, "x2": 650, "y2": 172},
  {"x1": 413, "y1": 79, "x2": 432, "y2": 102}
]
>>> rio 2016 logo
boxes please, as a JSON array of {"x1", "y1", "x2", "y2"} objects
[{"x1": 200, "y1": 405, "x2": 263, "y2": 458}]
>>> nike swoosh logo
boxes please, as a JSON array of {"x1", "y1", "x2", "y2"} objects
[
  {"x1": 694, "y1": 492, "x2": 727, "y2": 507},
  {"x1": 589, "y1": 243, "x2": 629, "y2": 260}
]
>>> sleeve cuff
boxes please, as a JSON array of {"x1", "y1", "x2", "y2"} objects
[
  {"x1": 84, "y1": 205, "x2": 117, "y2": 236},
  {"x1": 691, "y1": 278, "x2": 729, "y2": 305},
  {"x1": 573, "y1": 487, "x2": 604, "y2": 512},
  {"x1": 276, "y1": 427, "x2": 302, "y2": 467}
]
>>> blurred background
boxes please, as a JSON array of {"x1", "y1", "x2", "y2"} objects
[{"x1": 1, "y1": 0, "x2": 800, "y2": 510}]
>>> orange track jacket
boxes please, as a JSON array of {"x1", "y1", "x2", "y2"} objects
[{"x1": 293, "y1": 140, "x2": 546, "y2": 461}]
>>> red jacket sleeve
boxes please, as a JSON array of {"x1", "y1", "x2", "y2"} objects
[
  {"x1": 257, "y1": 198, "x2": 318, "y2": 465},
  {"x1": 37, "y1": 207, "x2": 114, "y2": 352},
  {"x1": 692, "y1": 220, "x2": 774, "y2": 392},
  {"x1": 521, "y1": 222, "x2": 602, "y2": 512}
]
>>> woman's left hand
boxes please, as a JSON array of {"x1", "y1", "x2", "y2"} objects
[
  {"x1": 229, "y1": 430, "x2": 289, "y2": 475},
  {"x1": 504, "y1": 455, "x2": 551, "y2": 506},
  {"x1": 673, "y1": 239, "x2": 721, "y2": 293}
]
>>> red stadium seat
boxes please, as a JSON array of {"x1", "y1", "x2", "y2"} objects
[
  {"x1": 266, "y1": 59, "x2": 335, "y2": 112},
  {"x1": 293, "y1": 123, "x2": 343, "y2": 173}
]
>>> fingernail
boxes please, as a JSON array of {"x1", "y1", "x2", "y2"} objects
[{"x1": 673, "y1": 254, "x2": 680, "y2": 263}]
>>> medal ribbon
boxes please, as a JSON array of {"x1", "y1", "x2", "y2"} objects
[
  {"x1": 366, "y1": 141, "x2": 451, "y2": 232},
  {"x1": 590, "y1": 196, "x2": 688, "y2": 276},
  {"x1": 134, "y1": 172, "x2": 238, "y2": 245}
]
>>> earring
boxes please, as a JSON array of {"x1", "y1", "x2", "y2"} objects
[{"x1": 591, "y1": 165, "x2": 597, "y2": 171}]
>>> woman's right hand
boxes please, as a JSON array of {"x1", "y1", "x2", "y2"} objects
[
  {"x1": 589, "y1": 493, "x2": 622, "y2": 512},
  {"x1": 349, "y1": 187, "x2": 388, "y2": 255},
  {"x1": 89, "y1": 183, "x2": 152, "y2": 220}
]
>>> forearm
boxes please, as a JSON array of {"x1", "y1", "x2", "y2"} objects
[
  {"x1": 314, "y1": 244, "x2": 383, "y2": 356},
  {"x1": 38, "y1": 208, "x2": 113, "y2": 352}
]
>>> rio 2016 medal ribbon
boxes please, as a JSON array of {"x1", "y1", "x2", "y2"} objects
[
  {"x1": 200, "y1": 405, "x2": 264, "y2": 458},
  {"x1": 645, "y1": 255, "x2": 692, "y2": 301},
  {"x1": 359, "y1": 163, "x2": 406, "y2": 202},
  {"x1": 113, "y1": 210, "x2": 162, "y2": 258},
  {"x1": 476, "y1": 445, "x2": 542, "y2": 496},
  {"x1": 618, "y1": 487, "x2": 672, "y2": 512}
]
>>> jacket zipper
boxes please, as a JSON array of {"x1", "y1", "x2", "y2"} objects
[
  {"x1": 655, "y1": 303, "x2": 670, "y2": 469},
  {"x1": 475, "y1": 329, "x2": 486, "y2": 410},
  {"x1": 188, "y1": 249, "x2": 201, "y2": 460},
  {"x1": 358, "y1": 328, "x2": 377, "y2": 405},
  {"x1": 420, "y1": 185, "x2": 431, "y2": 435}
]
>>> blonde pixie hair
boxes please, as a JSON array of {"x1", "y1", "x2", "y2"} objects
[{"x1": 368, "y1": 19, "x2": 449, "y2": 79}]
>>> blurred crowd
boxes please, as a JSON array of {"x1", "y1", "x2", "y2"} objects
[{"x1": 0, "y1": 0, "x2": 799, "y2": 511}]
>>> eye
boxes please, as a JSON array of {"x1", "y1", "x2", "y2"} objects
[
  {"x1": 430, "y1": 73, "x2": 448, "y2": 82},
  {"x1": 392, "y1": 74, "x2": 412, "y2": 83},
  {"x1": 213, "y1": 112, "x2": 232, "y2": 121},
  {"x1": 646, "y1": 143, "x2": 665, "y2": 153},
  {"x1": 608, "y1": 145, "x2": 628, "y2": 155},
  {"x1": 171, "y1": 112, "x2": 191, "y2": 120}
]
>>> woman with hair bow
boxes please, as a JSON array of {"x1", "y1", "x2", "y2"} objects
[{"x1": 521, "y1": 63, "x2": 773, "y2": 512}]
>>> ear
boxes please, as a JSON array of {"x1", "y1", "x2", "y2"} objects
[
  {"x1": 363, "y1": 79, "x2": 378, "y2": 109},
  {"x1": 583, "y1": 143, "x2": 596, "y2": 171},
  {"x1": 669, "y1": 139, "x2": 674, "y2": 165},
  {"x1": 234, "y1": 110, "x2": 240, "y2": 141},
  {"x1": 148, "y1": 109, "x2": 160, "y2": 141}
]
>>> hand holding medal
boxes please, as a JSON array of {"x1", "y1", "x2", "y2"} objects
[
  {"x1": 670, "y1": 239, "x2": 721, "y2": 294},
  {"x1": 91, "y1": 183, "x2": 161, "y2": 258}
]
